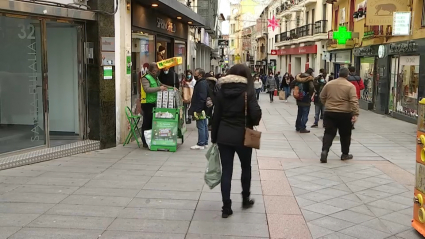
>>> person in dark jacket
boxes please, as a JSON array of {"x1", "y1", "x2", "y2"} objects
[
  {"x1": 347, "y1": 66, "x2": 365, "y2": 99},
  {"x1": 205, "y1": 73, "x2": 217, "y2": 130},
  {"x1": 347, "y1": 66, "x2": 364, "y2": 130},
  {"x1": 158, "y1": 67, "x2": 180, "y2": 89},
  {"x1": 189, "y1": 68, "x2": 209, "y2": 149},
  {"x1": 312, "y1": 69, "x2": 327, "y2": 128},
  {"x1": 293, "y1": 68, "x2": 315, "y2": 133},
  {"x1": 280, "y1": 72, "x2": 294, "y2": 102},
  {"x1": 266, "y1": 73, "x2": 277, "y2": 102},
  {"x1": 211, "y1": 64, "x2": 262, "y2": 219},
  {"x1": 274, "y1": 72, "x2": 280, "y2": 91}
]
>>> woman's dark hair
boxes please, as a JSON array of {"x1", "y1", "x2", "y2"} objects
[
  {"x1": 186, "y1": 70, "x2": 193, "y2": 75},
  {"x1": 227, "y1": 64, "x2": 254, "y2": 92}
]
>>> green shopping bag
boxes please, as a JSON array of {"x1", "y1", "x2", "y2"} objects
[{"x1": 204, "y1": 144, "x2": 222, "y2": 189}]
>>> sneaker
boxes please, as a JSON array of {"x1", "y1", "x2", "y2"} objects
[
  {"x1": 320, "y1": 150, "x2": 328, "y2": 163},
  {"x1": 341, "y1": 154, "x2": 353, "y2": 160},
  {"x1": 311, "y1": 124, "x2": 318, "y2": 128},
  {"x1": 190, "y1": 145, "x2": 205, "y2": 150},
  {"x1": 284, "y1": 100, "x2": 288, "y2": 102},
  {"x1": 299, "y1": 129, "x2": 310, "y2": 133}
]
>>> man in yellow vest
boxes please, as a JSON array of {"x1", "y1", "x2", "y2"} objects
[{"x1": 140, "y1": 63, "x2": 169, "y2": 148}]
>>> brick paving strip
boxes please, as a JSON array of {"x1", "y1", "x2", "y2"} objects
[{"x1": 0, "y1": 96, "x2": 423, "y2": 239}]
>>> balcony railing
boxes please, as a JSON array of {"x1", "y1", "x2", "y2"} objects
[
  {"x1": 290, "y1": 29, "x2": 297, "y2": 38},
  {"x1": 280, "y1": 32, "x2": 289, "y2": 41},
  {"x1": 298, "y1": 24, "x2": 313, "y2": 37},
  {"x1": 314, "y1": 20, "x2": 327, "y2": 34},
  {"x1": 278, "y1": 21, "x2": 328, "y2": 42}
]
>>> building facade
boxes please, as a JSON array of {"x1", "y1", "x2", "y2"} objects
[
  {"x1": 328, "y1": 0, "x2": 425, "y2": 123},
  {"x1": 0, "y1": 0, "x2": 213, "y2": 166},
  {"x1": 255, "y1": 8, "x2": 269, "y2": 74},
  {"x1": 0, "y1": 0, "x2": 99, "y2": 158},
  {"x1": 274, "y1": 0, "x2": 332, "y2": 75}
]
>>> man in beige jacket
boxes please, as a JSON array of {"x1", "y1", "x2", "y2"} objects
[{"x1": 319, "y1": 68, "x2": 359, "y2": 163}]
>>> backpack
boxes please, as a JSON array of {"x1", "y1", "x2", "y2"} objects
[{"x1": 292, "y1": 81, "x2": 305, "y2": 101}]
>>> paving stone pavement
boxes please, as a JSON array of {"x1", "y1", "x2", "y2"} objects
[{"x1": 0, "y1": 93, "x2": 423, "y2": 239}]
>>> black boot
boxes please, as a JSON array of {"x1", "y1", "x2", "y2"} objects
[
  {"x1": 320, "y1": 150, "x2": 328, "y2": 163},
  {"x1": 222, "y1": 200, "x2": 233, "y2": 218},
  {"x1": 341, "y1": 154, "x2": 353, "y2": 160},
  {"x1": 242, "y1": 192, "x2": 255, "y2": 209}
]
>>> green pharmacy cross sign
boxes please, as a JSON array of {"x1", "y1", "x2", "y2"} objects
[{"x1": 333, "y1": 26, "x2": 352, "y2": 44}]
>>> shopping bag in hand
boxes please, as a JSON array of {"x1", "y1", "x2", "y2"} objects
[
  {"x1": 204, "y1": 144, "x2": 221, "y2": 189},
  {"x1": 144, "y1": 130, "x2": 152, "y2": 149}
]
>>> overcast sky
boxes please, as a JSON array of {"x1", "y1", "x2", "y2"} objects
[{"x1": 219, "y1": 0, "x2": 230, "y2": 34}]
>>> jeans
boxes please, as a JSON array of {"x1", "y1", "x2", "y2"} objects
[
  {"x1": 141, "y1": 103, "x2": 155, "y2": 146},
  {"x1": 269, "y1": 90, "x2": 274, "y2": 101},
  {"x1": 283, "y1": 86, "x2": 290, "y2": 99},
  {"x1": 322, "y1": 112, "x2": 352, "y2": 155},
  {"x1": 295, "y1": 105, "x2": 310, "y2": 130},
  {"x1": 196, "y1": 119, "x2": 208, "y2": 146},
  {"x1": 218, "y1": 144, "x2": 253, "y2": 204},
  {"x1": 255, "y1": 88, "x2": 261, "y2": 100},
  {"x1": 314, "y1": 105, "x2": 325, "y2": 124}
]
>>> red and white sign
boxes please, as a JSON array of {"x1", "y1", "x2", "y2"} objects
[
  {"x1": 270, "y1": 50, "x2": 278, "y2": 55},
  {"x1": 277, "y1": 45, "x2": 317, "y2": 55}
]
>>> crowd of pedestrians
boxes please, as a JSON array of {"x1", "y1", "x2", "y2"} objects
[{"x1": 138, "y1": 62, "x2": 363, "y2": 220}]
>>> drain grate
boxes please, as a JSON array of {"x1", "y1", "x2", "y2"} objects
[{"x1": 0, "y1": 140, "x2": 100, "y2": 170}]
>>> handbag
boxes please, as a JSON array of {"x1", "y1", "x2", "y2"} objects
[{"x1": 243, "y1": 92, "x2": 262, "y2": 149}]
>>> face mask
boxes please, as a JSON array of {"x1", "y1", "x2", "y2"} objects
[
  {"x1": 194, "y1": 75, "x2": 199, "y2": 80},
  {"x1": 164, "y1": 71, "x2": 169, "y2": 74},
  {"x1": 187, "y1": 75, "x2": 192, "y2": 79}
]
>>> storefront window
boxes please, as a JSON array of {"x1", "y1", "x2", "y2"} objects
[
  {"x1": 389, "y1": 57, "x2": 399, "y2": 113},
  {"x1": 359, "y1": 57, "x2": 375, "y2": 102},
  {"x1": 394, "y1": 56, "x2": 419, "y2": 118},
  {"x1": 132, "y1": 31, "x2": 155, "y2": 102},
  {"x1": 0, "y1": 16, "x2": 45, "y2": 154},
  {"x1": 174, "y1": 40, "x2": 186, "y2": 81}
]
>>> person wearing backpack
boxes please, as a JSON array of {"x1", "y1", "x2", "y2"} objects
[
  {"x1": 312, "y1": 69, "x2": 327, "y2": 128},
  {"x1": 347, "y1": 66, "x2": 364, "y2": 129},
  {"x1": 293, "y1": 68, "x2": 315, "y2": 133}
]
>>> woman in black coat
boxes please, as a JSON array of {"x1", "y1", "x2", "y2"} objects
[{"x1": 211, "y1": 64, "x2": 262, "y2": 218}]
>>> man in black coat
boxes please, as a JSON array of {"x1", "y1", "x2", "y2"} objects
[
  {"x1": 158, "y1": 67, "x2": 180, "y2": 89},
  {"x1": 189, "y1": 68, "x2": 209, "y2": 150}
]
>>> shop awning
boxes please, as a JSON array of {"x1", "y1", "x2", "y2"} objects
[{"x1": 134, "y1": 0, "x2": 206, "y2": 27}]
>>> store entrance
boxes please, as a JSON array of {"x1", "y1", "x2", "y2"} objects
[{"x1": 46, "y1": 22, "x2": 85, "y2": 147}]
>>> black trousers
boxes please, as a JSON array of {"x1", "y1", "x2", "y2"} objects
[
  {"x1": 218, "y1": 144, "x2": 252, "y2": 204},
  {"x1": 269, "y1": 90, "x2": 274, "y2": 101},
  {"x1": 141, "y1": 103, "x2": 155, "y2": 145},
  {"x1": 322, "y1": 112, "x2": 352, "y2": 155}
]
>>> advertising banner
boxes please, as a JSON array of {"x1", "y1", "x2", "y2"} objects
[
  {"x1": 151, "y1": 121, "x2": 178, "y2": 146},
  {"x1": 366, "y1": 0, "x2": 408, "y2": 26}
]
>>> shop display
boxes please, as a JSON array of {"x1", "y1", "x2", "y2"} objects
[
  {"x1": 359, "y1": 57, "x2": 375, "y2": 102},
  {"x1": 393, "y1": 56, "x2": 419, "y2": 118},
  {"x1": 155, "y1": 112, "x2": 174, "y2": 119}
]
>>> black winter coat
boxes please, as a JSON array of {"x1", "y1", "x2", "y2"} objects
[
  {"x1": 211, "y1": 75, "x2": 262, "y2": 146},
  {"x1": 188, "y1": 78, "x2": 209, "y2": 116},
  {"x1": 206, "y1": 77, "x2": 217, "y2": 117}
]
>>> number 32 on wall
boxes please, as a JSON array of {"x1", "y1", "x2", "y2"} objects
[{"x1": 18, "y1": 24, "x2": 35, "y2": 40}]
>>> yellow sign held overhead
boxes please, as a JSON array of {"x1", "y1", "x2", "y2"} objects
[{"x1": 157, "y1": 57, "x2": 183, "y2": 69}]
